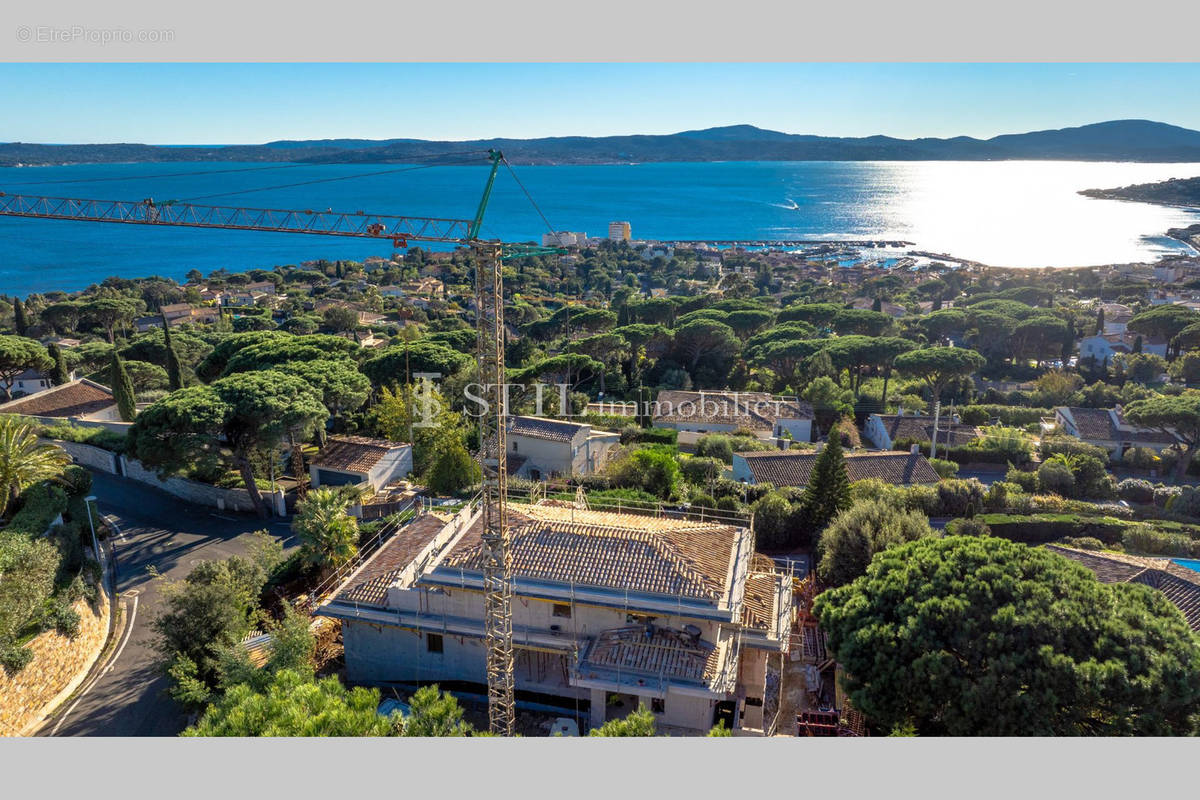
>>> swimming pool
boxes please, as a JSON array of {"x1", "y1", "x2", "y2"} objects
[{"x1": 1171, "y1": 558, "x2": 1200, "y2": 575}]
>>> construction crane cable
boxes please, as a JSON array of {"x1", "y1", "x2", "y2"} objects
[
  {"x1": 178, "y1": 163, "x2": 459, "y2": 202},
  {"x1": 502, "y1": 159, "x2": 557, "y2": 235}
]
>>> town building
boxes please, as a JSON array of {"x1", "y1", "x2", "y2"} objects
[
  {"x1": 1048, "y1": 406, "x2": 1180, "y2": 460},
  {"x1": 863, "y1": 412, "x2": 982, "y2": 451},
  {"x1": 1099, "y1": 302, "x2": 1134, "y2": 334},
  {"x1": 652, "y1": 390, "x2": 813, "y2": 446},
  {"x1": 732, "y1": 448, "x2": 939, "y2": 488},
  {"x1": 542, "y1": 231, "x2": 588, "y2": 247},
  {"x1": 318, "y1": 501, "x2": 794, "y2": 734},
  {"x1": 309, "y1": 435, "x2": 413, "y2": 493},
  {"x1": 505, "y1": 416, "x2": 620, "y2": 480},
  {"x1": 607, "y1": 221, "x2": 632, "y2": 242}
]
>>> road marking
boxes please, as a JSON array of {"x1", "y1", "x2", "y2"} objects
[
  {"x1": 210, "y1": 513, "x2": 237, "y2": 521},
  {"x1": 51, "y1": 592, "x2": 138, "y2": 736}
]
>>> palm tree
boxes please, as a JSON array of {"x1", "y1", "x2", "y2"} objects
[
  {"x1": 292, "y1": 486, "x2": 361, "y2": 572},
  {"x1": 0, "y1": 416, "x2": 71, "y2": 517}
]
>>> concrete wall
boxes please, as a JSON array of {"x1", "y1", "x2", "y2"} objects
[
  {"x1": 367, "y1": 445, "x2": 413, "y2": 488},
  {"x1": 774, "y1": 418, "x2": 812, "y2": 444},
  {"x1": 119, "y1": 455, "x2": 260, "y2": 513},
  {"x1": 508, "y1": 434, "x2": 575, "y2": 477},
  {"x1": 45, "y1": 439, "x2": 119, "y2": 474}
]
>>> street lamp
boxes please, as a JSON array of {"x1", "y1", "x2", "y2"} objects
[{"x1": 84, "y1": 495, "x2": 99, "y2": 562}]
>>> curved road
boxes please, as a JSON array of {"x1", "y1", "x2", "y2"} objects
[{"x1": 39, "y1": 470, "x2": 294, "y2": 737}]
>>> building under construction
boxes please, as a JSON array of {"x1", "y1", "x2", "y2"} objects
[{"x1": 317, "y1": 496, "x2": 796, "y2": 734}]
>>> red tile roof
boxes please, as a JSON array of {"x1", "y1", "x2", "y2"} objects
[
  {"x1": 0, "y1": 379, "x2": 115, "y2": 418},
  {"x1": 334, "y1": 514, "x2": 447, "y2": 606},
  {"x1": 312, "y1": 435, "x2": 407, "y2": 473}
]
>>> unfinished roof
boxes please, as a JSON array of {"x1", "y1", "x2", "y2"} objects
[
  {"x1": 1045, "y1": 545, "x2": 1200, "y2": 631},
  {"x1": 581, "y1": 626, "x2": 719, "y2": 684},
  {"x1": 0, "y1": 378, "x2": 115, "y2": 418},
  {"x1": 312, "y1": 435, "x2": 406, "y2": 474},
  {"x1": 653, "y1": 390, "x2": 813, "y2": 431},
  {"x1": 506, "y1": 415, "x2": 588, "y2": 443},
  {"x1": 737, "y1": 449, "x2": 939, "y2": 487},
  {"x1": 334, "y1": 514, "x2": 447, "y2": 606},
  {"x1": 440, "y1": 504, "x2": 742, "y2": 603},
  {"x1": 872, "y1": 414, "x2": 981, "y2": 447}
]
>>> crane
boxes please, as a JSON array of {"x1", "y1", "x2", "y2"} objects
[{"x1": 0, "y1": 149, "x2": 562, "y2": 736}]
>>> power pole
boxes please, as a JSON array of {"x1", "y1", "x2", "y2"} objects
[{"x1": 475, "y1": 242, "x2": 515, "y2": 736}]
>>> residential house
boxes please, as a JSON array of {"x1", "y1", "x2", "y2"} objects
[
  {"x1": 1049, "y1": 406, "x2": 1179, "y2": 460},
  {"x1": 5, "y1": 367, "x2": 74, "y2": 399},
  {"x1": 1046, "y1": 546, "x2": 1200, "y2": 631},
  {"x1": 0, "y1": 378, "x2": 120, "y2": 423},
  {"x1": 732, "y1": 448, "x2": 939, "y2": 488},
  {"x1": 652, "y1": 390, "x2": 814, "y2": 446},
  {"x1": 1078, "y1": 332, "x2": 1168, "y2": 364},
  {"x1": 357, "y1": 311, "x2": 387, "y2": 326},
  {"x1": 505, "y1": 416, "x2": 620, "y2": 480},
  {"x1": 309, "y1": 435, "x2": 414, "y2": 493},
  {"x1": 318, "y1": 502, "x2": 794, "y2": 734},
  {"x1": 863, "y1": 412, "x2": 982, "y2": 451},
  {"x1": 850, "y1": 297, "x2": 907, "y2": 318},
  {"x1": 1099, "y1": 303, "x2": 1133, "y2": 335}
]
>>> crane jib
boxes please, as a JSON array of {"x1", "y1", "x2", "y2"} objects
[{"x1": 0, "y1": 191, "x2": 474, "y2": 246}]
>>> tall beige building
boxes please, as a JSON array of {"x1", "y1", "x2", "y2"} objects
[{"x1": 607, "y1": 220, "x2": 632, "y2": 241}]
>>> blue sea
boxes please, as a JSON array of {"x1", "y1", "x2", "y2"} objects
[{"x1": 2, "y1": 160, "x2": 1199, "y2": 295}]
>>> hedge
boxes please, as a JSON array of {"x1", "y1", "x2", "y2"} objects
[
  {"x1": 896, "y1": 439, "x2": 1032, "y2": 466},
  {"x1": 974, "y1": 513, "x2": 1129, "y2": 545},
  {"x1": 40, "y1": 422, "x2": 128, "y2": 454},
  {"x1": 959, "y1": 404, "x2": 1053, "y2": 427}
]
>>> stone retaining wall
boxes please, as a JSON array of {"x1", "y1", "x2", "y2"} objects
[
  {"x1": 44, "y1": 439, "x2": 119, "y2": 474},
  {"x1": 0, "y1": 586, "x2": 111, "y2": 737},
  {"x1": 119, "y1": 456, "x2": 259, "y2": 513}
]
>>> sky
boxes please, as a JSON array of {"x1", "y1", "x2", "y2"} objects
[{"x1": 3, "y1": 63, "x2": 1200, "y2": 144}]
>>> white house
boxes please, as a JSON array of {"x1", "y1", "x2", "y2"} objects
[
  {"x1": 309, "y1": 435, "x2": 413, "y2": 493},
  {"x1": 505, "y1": 416, "x2": 620, "y2": 480},
  {"x1": 6, "y1": 367, "x2": 72, "y2": 399},
  {"x1": 318, "y1": 501, "x2": 794, "y2": 734},
  {"x1": 863, "y1": 412, "x2": 982, "y2": 451},
  {"x1": 652, "y1": 390, "x2": 813, "y2": 446},
  {"x1": 1079, "y1": 333, "x2": 1167, "y2": 364}
]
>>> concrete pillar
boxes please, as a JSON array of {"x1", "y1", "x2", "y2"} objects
[{"x1": 588, "y1": 689, "x2": 607, "y2": 732}]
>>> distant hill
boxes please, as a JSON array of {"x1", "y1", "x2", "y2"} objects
[
  {"x1": 1079, "y1": 175, "x2": 1200, "y2": 208},
  {"x1": 5, "y1": 120, "x2": 1200, "y2": 167}
]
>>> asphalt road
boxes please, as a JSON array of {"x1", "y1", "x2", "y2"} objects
[{"x1": 39, "y1": 470, "x2": 294, "y2": 737}]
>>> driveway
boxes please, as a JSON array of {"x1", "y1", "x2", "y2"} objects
[{"x1": 39, "y1": 470, "x2": 295, "y2": 737}]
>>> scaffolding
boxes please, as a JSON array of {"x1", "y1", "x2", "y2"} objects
[{"x1": 474, "y1": 242, "x2": 516, "y2": 736}]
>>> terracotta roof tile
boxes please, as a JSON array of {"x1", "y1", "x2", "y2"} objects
[
  {"x1": 312, "y1": 435, "x2": 406, "y2": 473},
  {"x1": 441, "y1": 509, "x2": 741, "y2": 602},
  {"x1": 0, "y1": 379, "x2": 115, "y2": 418},
  {"x1": 872, "y1": 414, "x2": 981, "y2": 447},
  {"x1": 506, "y1": 415, "x2": 585, "y2": 443},
  {"x1": 737, "y1": 450, "x2": 939, "y2": 487},
  {"x1": 334, "y1": 514, "x2": 447, "y2": 606}
]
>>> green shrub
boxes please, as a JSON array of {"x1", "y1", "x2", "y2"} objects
[
  {"x1": 1167, "y1": 486, "x2": 1200, "y2": 519},
  {"x1": 1005, "y1": 465, "x2": 1038, "y2": 493},
  {"x1": 694, "y1": 434, "x2": 733, "y2": 463},
  {"x1": 6, "y1": 482, "x2": 69, "y2": 538},
  {"x1": 59, "y1": 464, "x2": 92, "y2": 498},
  {"x1": 1122, "y1": 525, "x2": 1196, "y2": 557},
  {"x1": 619, "y1": 426, "x2": 677, "y2": 446},
  {"x1": 1037, "y1": 460, "x2": 1076, "y2": 496},
  {"x1": 43, "y1": 597, "x2": 80, "y2": 637},
  {"x1": 1117, "y1": 478, "x2": 1155, "y2": 505},
  {"x1": 929, "y1": 458, "x2": 959, "y2": 479},
  {"x1": 1040, "y1": 437, "x2": 1110, "y2": 465},
  {"x1": 934, "y1": 479, "x2": 986, "y2": 517},
  {"x1": 945, "y1": 517, "x2": 991, "y2": 536},
  {"x1": 0, "y1": 643, "x2": 33, "y2": 674},
  {"x1": 1154, "y1": 485, "x2": 1182, "y2": 508},
  {"x1": 1059, "y1": 536, "x2": 1106, "y2": 551},
  {"x1": 1123, "y1": 447, "x2": 1160, "y2": 471},
  {"x1": 40, "y1": 423, "x2": 127, "y2": 454}
]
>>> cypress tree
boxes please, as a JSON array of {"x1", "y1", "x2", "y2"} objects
[
  {"x1": 872, "y1": 296, "x2": 882, "y2": 313},
  {"x1": 48, "y1": 343, "x2": 70, "y2": 385},
  {"x1": 13, "y1": 297, "x2": 27, "y2": 336},
  {"x1": 801, "y1": 434, "x2": 851, "y2": 532},
  {"x1": 162, "y1": 316, "x2": 184, "y2": 391},
  {"x1": 110, "y1": 350, "x2": 137, "y2": 422},
  {"x1": 1096, "y1": 307, "x2": 1105, "y2": 335}
]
